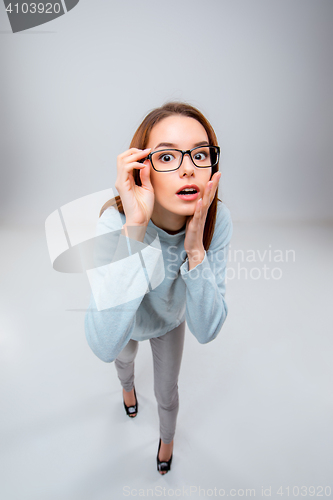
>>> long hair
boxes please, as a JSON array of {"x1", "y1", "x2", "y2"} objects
[{"x1": 100, "y1": 101, "x2": 222, "y2": 251}]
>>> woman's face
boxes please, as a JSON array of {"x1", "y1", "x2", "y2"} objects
[{"x1": 144, "y1": 115, "x2": 213, "y2": 229}]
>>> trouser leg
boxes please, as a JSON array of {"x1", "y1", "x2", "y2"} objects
[
  {"x1": 114, "y1": 339, "x2": 139, "y2": 392},
  {"x1": 149, "y1": 321, "x2": 185, "y2": 444}
]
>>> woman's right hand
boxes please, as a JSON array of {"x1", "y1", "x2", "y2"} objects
[{"x1": 115, "y1": 148, "x2": 155, "y2": 226}]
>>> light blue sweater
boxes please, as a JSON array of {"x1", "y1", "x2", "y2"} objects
[{"x1": 84, "y1": 200, "x2": 233, "y2": 362}]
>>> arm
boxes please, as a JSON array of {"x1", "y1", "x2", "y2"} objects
[
  {"x1": 84, "y1": 208, "x2": 162, "y2": 362},
  {"x1": 180, "y1": 203, "x2": 233, "y2": 343}
]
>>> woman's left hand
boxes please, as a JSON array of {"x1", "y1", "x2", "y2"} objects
[{"x1": 184, "y1": 171, "x2": 221, "y2": 268}]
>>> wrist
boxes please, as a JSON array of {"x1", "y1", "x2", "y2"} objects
[
  {"x1": 123, "y1": 221, "x2": 148, "y2": 228},
  {"x1": 122, "y1": 223, "x2": 148, "y2": 242},
  {"x1": 187, "y1": 247, "x2": 205, "y2": 270}
]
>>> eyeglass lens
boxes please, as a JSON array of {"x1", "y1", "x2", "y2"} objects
[{"x1": 151, "y1": 146, "x2": 218, "y2": 171}]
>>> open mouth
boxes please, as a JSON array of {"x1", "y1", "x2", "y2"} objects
[
  {"x1": 177, "y1": 188, "x2": 198, "y2": 195},
  {"x1": 176, "y1": 185, "x2": 199, "y2": 200}
]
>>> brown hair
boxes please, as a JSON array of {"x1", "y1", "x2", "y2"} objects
[{"x1": 100, "y1": 101, "x2": 222, "y2": 251}]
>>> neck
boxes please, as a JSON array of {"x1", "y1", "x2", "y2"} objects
[{"x1": 151, "y1": 205, "x2": 187, "y2": 234}]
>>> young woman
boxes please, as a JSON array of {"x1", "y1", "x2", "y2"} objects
[{"x1": 84, "y1": 102, "x2": 233, "y2": 475}]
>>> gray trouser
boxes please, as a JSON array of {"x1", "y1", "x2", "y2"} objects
[{"x1": 114, "y1": 321, "x2": 186, "y2": 444}]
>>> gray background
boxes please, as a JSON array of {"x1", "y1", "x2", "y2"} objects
[
  {"x1": 1, "y1": 0, "x2": 332, "y2": 224},
  {"x1": 1, "y1": 1, "x2": 333, "y2": 500}
]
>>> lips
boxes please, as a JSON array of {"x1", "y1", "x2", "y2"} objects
[{"x1": 176, "y1": 184, "x2": 200, "y2": 195}]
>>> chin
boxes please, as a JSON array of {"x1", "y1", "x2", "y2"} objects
[
  {"x1": 159, "y1": 199, "x2": 197, "y2": 218},
  {"x1": 174, "y1": 205, "x2": 196, "y2": 216},
  {"x1": 184, "y1": 207, "x2": 196, "y2": 215}
]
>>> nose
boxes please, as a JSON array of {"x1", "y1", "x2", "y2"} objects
[{"x1": 179, "y1": 152, "x2": 195, "y2": 176}]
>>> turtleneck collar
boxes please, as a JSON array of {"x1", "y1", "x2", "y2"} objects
[{"x1": 147, "y1": 218, "x2": 186, "y2": 243}]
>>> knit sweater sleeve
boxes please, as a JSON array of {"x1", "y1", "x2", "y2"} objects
[
  {"x1": 179, "y1": 202, "x2": 233, "y2": 343},
  {"x1": 84, "y1": 207, "x2": 162, "y2": 363}
]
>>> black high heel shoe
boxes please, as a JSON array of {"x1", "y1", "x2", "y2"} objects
[
  {"x1": 156, "y1": 438, "x2": 173, "y2": 474},
  {"x1": 123, "y1": 386, "x2": 138, "y2": 418}
]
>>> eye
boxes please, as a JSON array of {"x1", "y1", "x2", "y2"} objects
[
  {"x1": 158, "y1": 153, "x2": 175, "y2": 162},
  {"x1": 193, "y1": 151, "x2": 208, "y2": 161}
]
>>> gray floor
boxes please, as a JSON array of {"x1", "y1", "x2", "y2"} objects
[{"x1": 1, "y1": 221, "x2": 332, "y2": 500}]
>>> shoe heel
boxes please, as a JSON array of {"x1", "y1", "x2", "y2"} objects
[
  {"x1": 123, "y1": 386, "x2": 138, "y2": 418},
  {"x1": 156, "y1": 438, "x2": 173, "y2": 474}
]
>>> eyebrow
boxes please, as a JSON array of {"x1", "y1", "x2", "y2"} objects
[{"x1": 153, "y1": 141, "x2": 210, "y2": 150}]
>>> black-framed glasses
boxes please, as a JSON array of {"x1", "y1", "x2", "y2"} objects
[{"x1": 144, "y1": 145, "x2": 220, "y2": 172}]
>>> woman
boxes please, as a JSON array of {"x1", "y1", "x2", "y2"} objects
[{"x1": 84, "y1": 101, "x2": 233, "y2": 475}]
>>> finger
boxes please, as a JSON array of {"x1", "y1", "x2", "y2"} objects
[
  {"x1": 203, "y1": 172, "x2": 221, "y2": 208},
  {"x1": 211, "y1": 171, "x2": 221, "y2": 188},
  {"x1": 139, "y1": 162, "x2": 154, "y2": 190},
  {"x1": 210, "y1": 172, "x2": 221, "y2": 201},
  {"x1": 201, "y1": 182, "x2": 213, "y2": 211},
  {"x1": 117, "y1": 150, "x2": 151, "y2": 178},
  {"x1": 118, "y1": 148, "x2": 151, "y2": 160},
  {"x1": 122, "y1": 148, "x2": 151, "y2": 164},
  {"x1": 117, "y1": 162, "x2": 146, "y2": 185},
  {"x1": 212, "y1": 171, "x2": 221, "y2": 187},
  {"x1": 193, "y1": 198, "x2": 202, "y2": 216},
  {"x1": 117, "y1": 154, "x2": 151, "y2": 185},
  {"x1": 191, "y1": 198, "x2": 204, "y2": 228}
]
